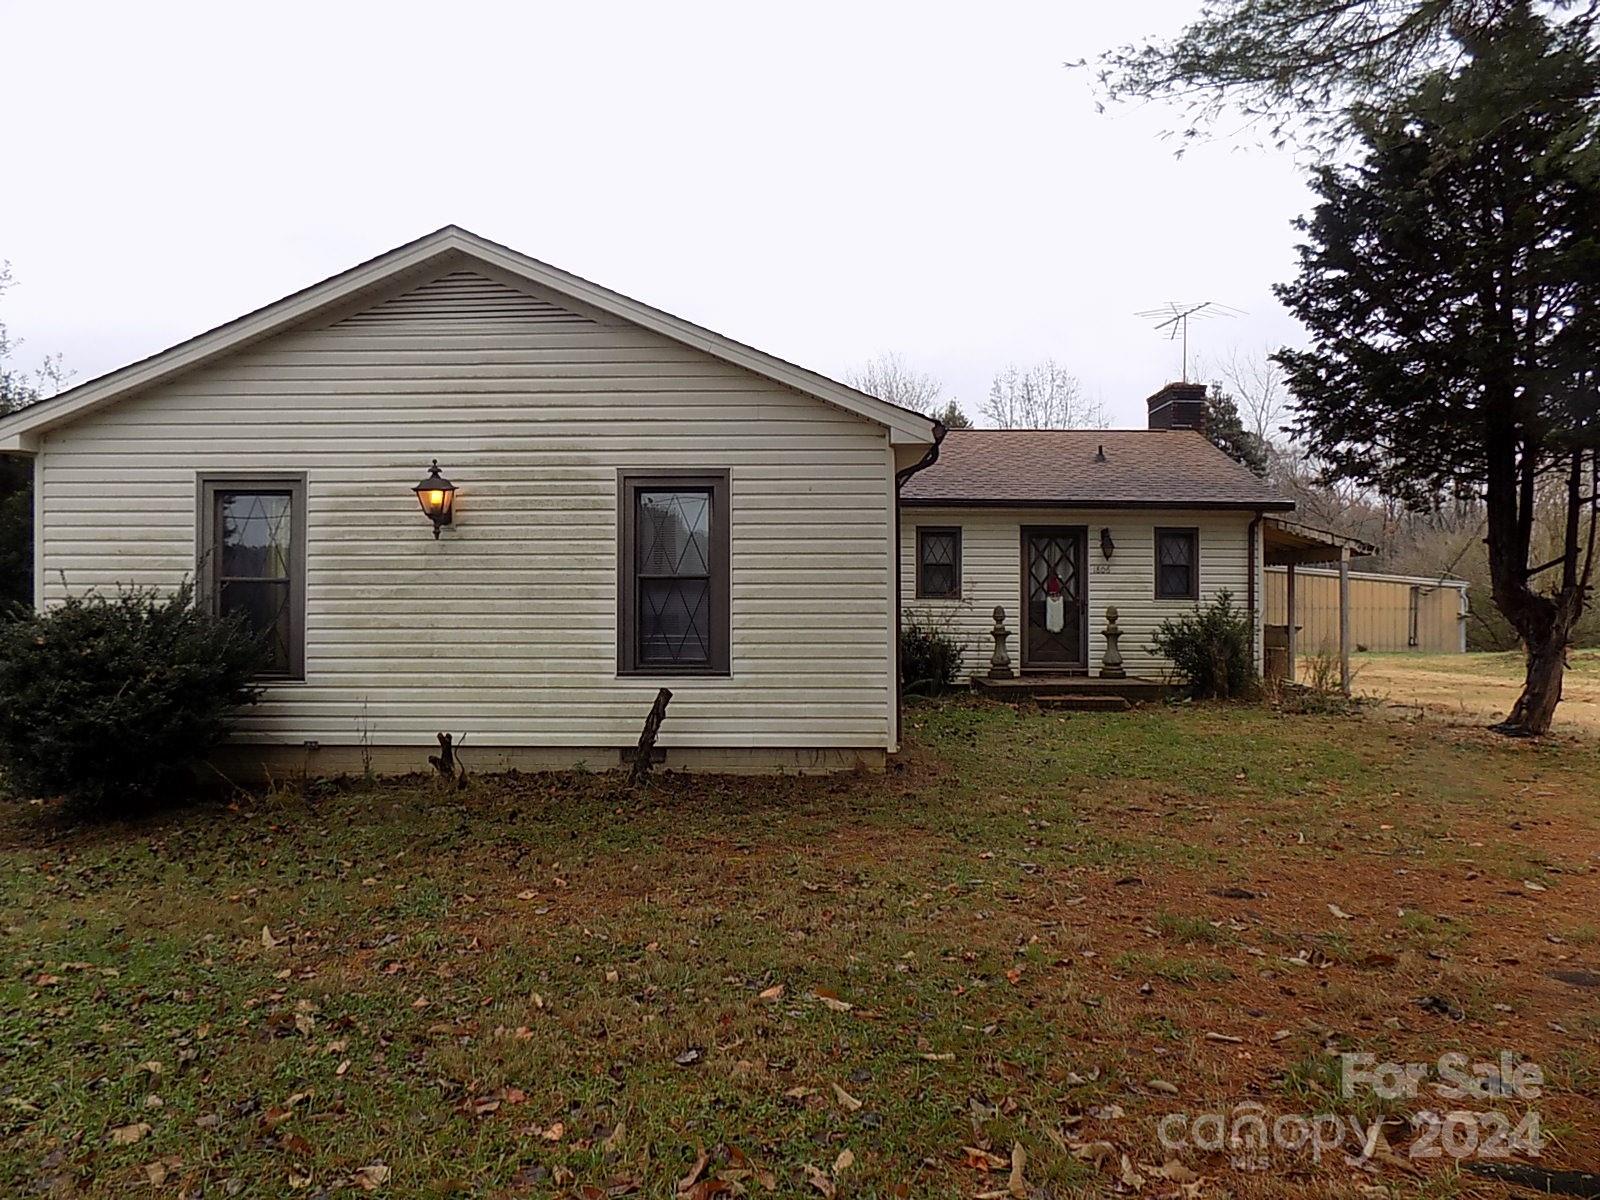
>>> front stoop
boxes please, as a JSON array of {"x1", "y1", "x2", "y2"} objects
[{"x1": 970, "y1": 675, "x2": 1175, "y2": 706}]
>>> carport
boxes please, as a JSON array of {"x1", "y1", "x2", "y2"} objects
[{"x1": 1263, "y1": 517, "x2": 1378, "y2": 695}]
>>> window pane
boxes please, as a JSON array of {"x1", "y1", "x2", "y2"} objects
[
  {"x1": 920, "y1": 532, "x2": 958, "y2": 596},
  {"x1": 639, "y1": 577, "x2": 711, "y2": 664},
  {"x1": 1159, "y1": 563, "x2": 1192, "y2": 597},
  {"x1": 922, "y1": 562, "x2": 955, "y2": 596},
  {"x1": 1157, "y1": 531, "x2": 1195, "y2": 597},
  {"x1": 219, "y1": 492, "x2": 292, "y2": 579},
  {"x1": 638, "y1": 490, "x2": 710, "y2": 576},
  {"x1": 220, "y1": 579, "x2": 292, "y2": 673}
]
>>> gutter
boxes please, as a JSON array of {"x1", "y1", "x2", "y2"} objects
[
  {"x1": 891, "y1": 421, "x2": 947, "y2": 752},
  {"x1": 899, "y1": 497, "x2": 1296, "y2": 511}
]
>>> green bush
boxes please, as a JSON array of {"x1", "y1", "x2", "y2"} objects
[
  {"x1": 1150, "y1": 590, "x2": 1258, "y2": 699},
  {"x1": 0, "y1": 583, "x2": 266, "y2": 815},
  {"x1": 900, "y1": 617, "x2": 964, "y2": 694}
]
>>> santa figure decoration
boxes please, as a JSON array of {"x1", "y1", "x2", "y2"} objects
[{"x1": 1044, "y1": 573, "x2": 1066, "y2": 634}]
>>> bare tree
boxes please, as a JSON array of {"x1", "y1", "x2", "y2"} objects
[
  {"x1": 846, "y1": 353, "x2": 943, "y2": 415},
  {"x1": 1, "y1": 262, "x2": 71, "y2": 611},
  {"x1": 980, "y1": 361, "x2": 1105, "y2": 429},
  {"x1": 0, "y1": 263, "x2": 69, "y2": 415},
  {"x1": 1199, "y1": 346, "x2": 1289, "y2": 444}
]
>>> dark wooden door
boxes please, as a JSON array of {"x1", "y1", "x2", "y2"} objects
[{"x1": 1021, "y1": 527, "x2": 1087, "y2": 670}]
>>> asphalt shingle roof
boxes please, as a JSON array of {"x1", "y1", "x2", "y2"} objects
[{"x1": 902, "y1": 429, "x2": 1292, "y2": 509}]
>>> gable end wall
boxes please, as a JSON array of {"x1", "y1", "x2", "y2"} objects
[{"x1": 35, "y1": 270, "x2": 898, "y2": 755}]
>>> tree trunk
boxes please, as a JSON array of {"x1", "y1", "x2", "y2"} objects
[{"x1": 1492, "y1": 628, "x2": 1568, "y2": 737}]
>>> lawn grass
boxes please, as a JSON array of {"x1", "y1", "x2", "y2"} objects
[{"x1": 2, "y1": 700, "x2": 1598, "y2": 1197}]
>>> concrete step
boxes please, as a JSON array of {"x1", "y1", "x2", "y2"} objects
[
  {"x1": 971, "y1": 675, "x2": 1173, "y2": 703},
  {"x1": 1035, "y1": 694, "x2": 1132, "y2": 712}
]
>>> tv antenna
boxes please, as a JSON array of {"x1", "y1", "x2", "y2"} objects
[{"x1": 1135, "y1": 301, "x2": 1243, "y2": 382}]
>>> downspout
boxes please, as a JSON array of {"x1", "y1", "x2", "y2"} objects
[
  {"x1": 892, "y1": 422, "x2": 947, "y2": 751},
  {"x1": 1247, "y1": 510, "x2": 1263, "y2": 674},
  {"x1": 895, "y1": 421, "x2": 947, "y2": 488}
]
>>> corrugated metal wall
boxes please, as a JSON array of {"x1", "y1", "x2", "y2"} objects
[{"x1": 1264, "y1": 566, "x2": 1467, "y2": 654}]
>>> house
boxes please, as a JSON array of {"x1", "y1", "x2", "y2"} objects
[
  {"x1": 899, "y1": 383, "x2": 1370, "y2": 686},
  {"x1": 0, "y1": 227, "x2": 941, "y2": 775}
]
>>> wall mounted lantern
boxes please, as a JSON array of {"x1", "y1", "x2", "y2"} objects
[
  {"x1": 412, "y1": 460, "x2": 457, "y2": 538},
  {"x1": 1100, "y1": 527, "x2": 1116, "y2": 560}
]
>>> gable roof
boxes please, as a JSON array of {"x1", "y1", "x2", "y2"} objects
[
  {"x1": 901, "y1": 429, "x2": 1293, "y2": 510},
  {"x1": 0, "y1": 226, "x2": 938, "y2": 451}
]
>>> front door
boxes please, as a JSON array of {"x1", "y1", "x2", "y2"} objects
[{"x1": 1021, "y1": 526, "x2": 1087, "y2": 670}]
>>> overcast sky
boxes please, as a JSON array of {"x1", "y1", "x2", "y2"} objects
[{"x1": 0, "y1": 1, "x2": 1314, "y2": 428}]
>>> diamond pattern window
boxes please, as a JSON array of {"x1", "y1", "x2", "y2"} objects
[
  {"x1": 201, "y1": 476, "x2": 306, "y2": 679},
  {"x1": 1155, "y1": 527, "x2": 1199, "y2": 600},
  {"x1": 916, "y1": 527, "x2": 961, "y2": 599},
  {"x1": 619, "y1": 473, "x2": 730, "y2": 675}
]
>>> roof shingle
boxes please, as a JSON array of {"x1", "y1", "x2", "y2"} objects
[{"x1": 902, "y1": 429, "x2": 1292, "y2": 510}]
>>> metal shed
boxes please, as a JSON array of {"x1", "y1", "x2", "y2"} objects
[{"x1": 1266, "y1": 566, "x2": 1469, "y2": 655}]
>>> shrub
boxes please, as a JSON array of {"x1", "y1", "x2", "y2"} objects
[
  {"x1": 1150, "y1": 589, "x2": 1257, "y2": 699},
  {"x1": 900, "y1": 616, "x2": 964, "y2": 694},
  {"x1": 0, "y1": 583, "x2": 266, "y2": 815}
]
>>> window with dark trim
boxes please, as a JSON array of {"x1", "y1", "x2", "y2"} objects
[
  {"x1": 916, "y1": 527, "x2": 961, "y2": 599},
  {"x1": 198, "y1": 475, "x2": 307, "y2": 680},
  {"x1": 1154, "y1": 527, "x2": 1199, "y2": 600},
  {"x1": 618, "y1": 471, "x2": 730, "y2": 676}
]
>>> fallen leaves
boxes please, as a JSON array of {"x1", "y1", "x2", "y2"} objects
[
  {"x1": 962, "y1": 1146, "x2": 1010, "y2": 1171},
  {"x1": 142, "y1": 1157, "x2": 181, "y2": 1186},
  {"x1": 603, "y1": 1119, "x2": 626, "y2": 1152},
  {"x1": 352, "y1": 1163, "x2": 390, "y2": 1191},
  {"x1": 1118, "y1": 1154, "x2": 1145, "y2": 1191},
  {"x1": 109, "y1": 1121, "x2": 151, "y2": 1145},
  {"x1": 830, "y1": 1082, "x2": 862, "y2": 1112},
  {"x1": 677, "y1": 1147, "x2": 711, "y2": 1195},
  {"x1": 1151, "y1": 1158, "x2": 1201, "y2": 1184},
  {"x1": 1007, "y1": 1142, "x2": 1026, "y2": 1199}
]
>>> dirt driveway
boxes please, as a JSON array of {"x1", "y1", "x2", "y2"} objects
[{"x1": 1353, "y1": 648, "x2": 1600, "y2": 736}]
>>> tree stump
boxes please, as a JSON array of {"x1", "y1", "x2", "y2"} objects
[
  {"x1": 628, "y1": 688, "x2": 673, "y2": 786},
  {"x1": 428, "y1": 732, "x2": 467, "y2": 789}
]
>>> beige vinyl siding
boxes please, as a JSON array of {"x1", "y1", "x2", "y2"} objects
[
  {"x1": 901, "y1": 507, "x2": 1259, "y2": 679},
  {"x1": 36, "y1": 269, "x2": 896, "y2": 751},
  {"x1": 1265, "y1": 566, "x2": 1468, "y2": 654}
]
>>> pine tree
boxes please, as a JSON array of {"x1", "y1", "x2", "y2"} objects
[{"x1": 1274, "y1": 12, "x2": 1600, "y2": 734}]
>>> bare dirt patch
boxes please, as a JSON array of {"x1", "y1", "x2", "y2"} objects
[{"x1": 1355, "y1": 649, "x2": 1600, "y2": 736}]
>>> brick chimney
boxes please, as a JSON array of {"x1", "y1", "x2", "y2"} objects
[{"x1": 1146, "y1": 381, "x2": 1208, "y2": 431}]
